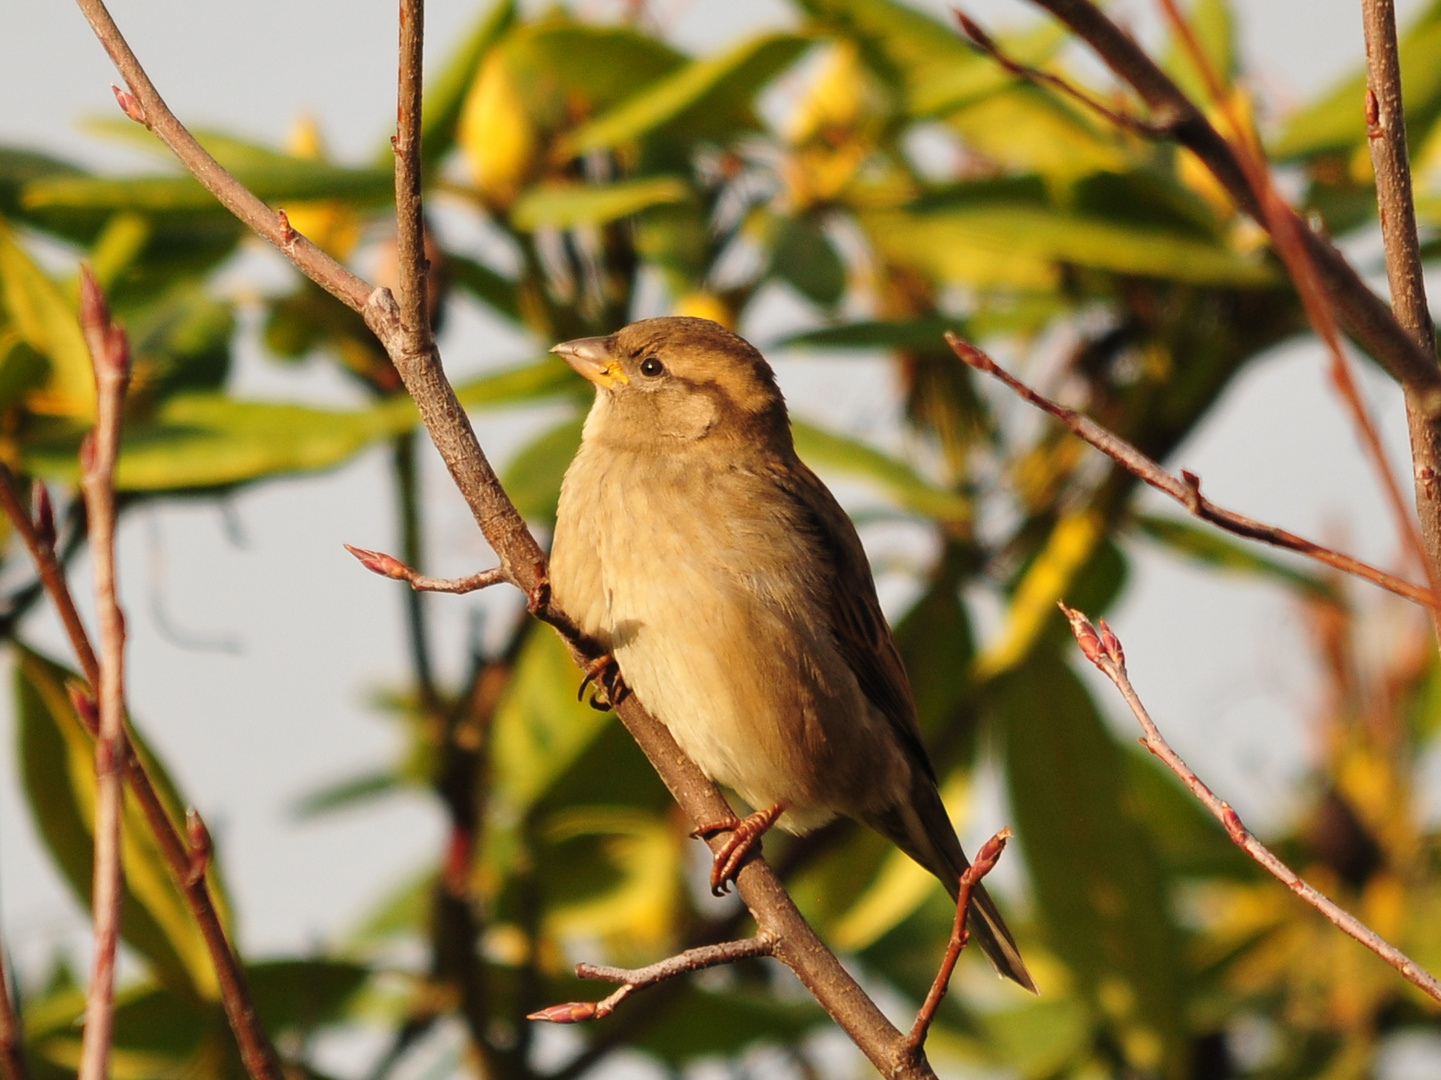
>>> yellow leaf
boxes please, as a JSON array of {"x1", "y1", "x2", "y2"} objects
[
  {"x1": 0, "y1": 222, "x2": 95, "y2": 419},
  {"x1": 458, "y1": 51, "x2": 538, "y2": 208},
  {"x1": 976, "y1": 510, "x2": 1103, "y2": 679},
  {"x1": 278, "y1": 116, "x2": 360, "y2": 259},
  {"x1": 673, "y1": 292, "x2": 733, "y2": 326}
]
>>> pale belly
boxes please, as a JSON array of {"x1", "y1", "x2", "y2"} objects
[{"x1": 553, "y1": 446, "x2": 909, "y2": 833}]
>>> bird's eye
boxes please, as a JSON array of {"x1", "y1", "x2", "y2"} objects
[{"x1": 639, "y1": 356, "x2": 665, "y2": 377}]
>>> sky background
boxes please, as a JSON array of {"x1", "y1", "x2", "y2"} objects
[{"x1": 0, "y1": 0, "x2": 1436, "y2": 1073}]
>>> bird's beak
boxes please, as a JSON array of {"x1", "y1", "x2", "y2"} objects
[{"x1": 552, "y1": 335, "x2": 628, "y2": 389}]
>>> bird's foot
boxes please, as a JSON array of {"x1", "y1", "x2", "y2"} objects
[
  {"x1": 691, "y1": 803, "x2": 786, "y2": 896},
  {"x1": 578, "y1": 653, "x2": 628, "y2": 711}
]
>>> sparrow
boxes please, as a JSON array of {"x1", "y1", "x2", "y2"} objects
[{"x1": 548, "y1": 316, "x2": 1035, "y2": 992}]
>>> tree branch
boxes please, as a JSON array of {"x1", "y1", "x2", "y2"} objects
[
  {"x1": 1020, "y1": 0, "x2": 1441, "y2": 405},
  {"x1": 345, "y1": 544, "x2": 511, "y2": 594},
  {"x1": 70, "y1": 2, "x2": 942, "y2": 1076},
  {"x1": 528, "y1": 935, "x2": 778, "y2": 1023},
  {"x1": 947, "y1": 334, "x2": 1436, "y2": 608},
  {"x1": 75, "y1": 267, "x2": 129, "y2": 1080},
  {"x1": 1058, "y1": 604, "x2": 1441, "y2": 1004}
]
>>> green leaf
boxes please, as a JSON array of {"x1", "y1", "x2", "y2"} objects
[
  {"x1": 291, "y1": 770, "x2": 401, "y2": 820},
  {"x1": 1273, "y1": 5, "x2": 1441, "y2": 160},
  {"x1": 631, "y1": 984, "x2": 827, "y2": 1065},
  {"x1": 997, "y1": 651, "x2": 1186, "y2": 1076},
  {"x1": 792, "y1": 419, "x2": 968, "y2": 522},
  {"x1": 978, "y1": 995, "x2": 1094, "y2": 1079},
  {"x1": 0, "y1": 219, "x2": 94, "y2": 418},
  {"x1": 558, "y1": 33, "x2": 811, "y2": 158},
  {"x1": 863, "y1": 203, "x2": 1276, "y2": 289},
  {"x1": 797, "y1": 0, "x2": 1062, "y2": 117},
  {"x1": 1122, "y1": 746, "x2": 1257, "y2": 880},
  {"x1": 23, "y1": 158, "x2": 394, "y2": 214},
  {"x1": 246, "y1": 959, "x2": 369, "y2": 1033},
  {"x1": 500, "y1": 414, "x2": 583, "y2": 527},
  {"x1": 419, "y1": 0, "x2": 518, "y2": 167},
  {"x1": 129, "y1": 283, "x2": 235, "y2": 396},
  {"x1": 454, "y1": 357, "x2": 578, "y2": 410},
  {"x1": 770, "y1": 214, "x2": 846, "y2": 306},
  {"x1": 1131, "y1": 513, "x2": 1337, "y2": 601},
  {"x1": 15, "y1": 645, "x2": 228, "y2": 999},
  {"x1": 25, "y1": 394, "x2": 416, "y2": 492},
  {"x1": 946, "y1": 84, "x2": 1130, "y2": 179},
  {"x1": 511, "y1": 175, "x2": 692, "y2": 232},
  {"x1": 780, "y1": 315, "x2": 963, "y2": 351}
]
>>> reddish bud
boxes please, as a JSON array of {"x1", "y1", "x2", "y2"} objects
[
  {"x1": 67, "y1": 683, "x2": 100, "y2": 736},
  {"x1": 527, "y1": 1001, "x2": 599, "y2": 1024},
  {"x1": 1096, "y1": 618, "x2": 1124, "y2": 668},
  {"x1": 1220, "y1": 801, "x2": 1246, "y2": 842},
  {"x1": 79, "y1": 265, "x2": 111, "y2": 340},
  {"x1": 344, "y1": 544, "x2": 412, "y2": 581},
  {"x1": 1365, "y1": 88, "x2": 1380, "y2": 132},
  {"x1": 971, "y1": 828, "x2": 1011, "y2": 878},
  {"x1": 1057, "y1": 602, "x2": 1103, "y2": 666},
  {"x1": 111, "y1": 84, "x2": 146, "y2": 125},
  {"x1": 31, "y1": 480, "x2": 55, "y2": 550},
  {"x1": 185, "y1": 808, "x2": 213, "y2": 886},
  {"x1": 276, "y1": 208, "x2": 297, "y2": 244}
]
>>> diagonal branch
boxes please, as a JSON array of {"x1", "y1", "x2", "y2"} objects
[
  {"x1": 947, "y1": 333, "x2": 1437, "y2": 608},
  {"x1": 1020, "y1": 0, "x2": 1441, "y2": 403},
  {"x1": 70, "y1": 2, "x2": 941, "y2": 1076},
  {"x1": 1059, "y1": 604, "x2": 1441, "y2": 1003}
]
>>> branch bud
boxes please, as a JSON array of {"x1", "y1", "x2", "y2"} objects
[
  {"x1": 31, "y1": 480, "x2": 55, "y2": 550},
  {"x1": 185, "y1": 808, "x2": 213, "y2": 887},
  {"x1": 1057, "y1": 602, "x2": 1103, "y2": 666},
  {"x1": 67, "y1": 682, "x2": 99, "y2": 736},
  {"x1": 111, "y1": 83, "x2": 147, "y2": 125},
  {"x1": 344, "y1": 543, "x2": 412, "y2": 581},
  {"x1": 526, "y1": 1001, "x2": 599, "y2": 1024}
]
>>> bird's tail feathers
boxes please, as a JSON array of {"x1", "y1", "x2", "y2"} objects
[{"x1": 866, "y1": 782, "x2": 1037, "y2": 994}]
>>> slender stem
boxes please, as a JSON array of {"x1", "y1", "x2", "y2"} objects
[
  {"x1": 905, "y1": 831, "x2": 1009, "y2": 1060},
  {"x1": 344, "y1": 544, "x2": 511, "y2": 594},
  {"x1": 3, "y1": 276, "x2": 285, "y2": 1080},
  {"x1": 394, "y1": 0, "x2": 431, "y2": 342},
  {"x1": 947, "y1": 335, "x2": 1437, "y2": 608},
  {"x1": 1059, "y1": 605, "x2": 1441, "y2": 1003},
  {"x1": 529, "y1": 936, "x2": 778, "y2": 1023},
  {"x1": 1360, "y1": 0, "x2": 1441, "y2": 641},
  {"x1": 76, "y1": 268, "x2": 129, "y2": 1080},
  {"x1": 390, "y1": 434, "x2": 437, "y2": 709},
  {"x1": 0, "y1": 948, "x2": 28, "y2": 1080}
]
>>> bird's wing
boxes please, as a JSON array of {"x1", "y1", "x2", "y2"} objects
[{"x1": 773, "y1": 457, "x2": 936, "y2": 784}]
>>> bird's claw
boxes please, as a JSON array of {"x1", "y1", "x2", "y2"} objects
[
  {"x1": 691, "y1": 804, "x2": 784, "y2": 896},
  {"x1": 578, "y1": 653, "x2": 627, "y2": 711}
]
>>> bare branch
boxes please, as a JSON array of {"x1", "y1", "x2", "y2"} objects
[
  {"x1": 947, "y1": 334, "x2": 1437, "y2": 608},
  {"x1": 529, "y1": 935, "x2": 778, "y2": 1023},
  {"x1": 1, "y1": 274, "x2": 285, "y2": 1080},
  {"x1": 1020, "y1": 0, "x2": 1441, "y2": 404},
  {"x1": 344, "y1": 544, "x2": 510, "y2": 594},
  {"x1": 1058, "y1": 604, "x2": 1441, "y2": 1003},
  {"x1": 1152, "y1": 0, "x2": 1441, "y2": 620},
  {"x1": 904, "y1": 830, "x2": 1010, "y2": 1062},
  {"x1": 76, "y1": 266, "x2": 130, "y2": 1080}
]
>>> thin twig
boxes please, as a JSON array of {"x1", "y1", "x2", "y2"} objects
[
  {"x1": 1059, "y1": 603, "x2": 1441, "y2": 1002},
  {"x1": 76, "y1": 267, "x2": 130, "y2": 1080},
  {"x1": 1153, "y1": 0, "x2": 1441, "y2": 615},
  {"x1": 1020, "y1": 0, "x2": 1441, "y2": 404},
  {"x1": 394, "y1": 0, "x2": 431, "y2": 345},
  {"x1": 947, "y1": 334, "x2": 1437, "y2": 608},
  {"x1": 345, "y1": 544, "x2": 510, "y2": 594},
  {"x1": 1360, "y1": 0, "x2": 1441, "y2": 641},
  {"x1": 0, "y1": 948, "x2": 27, "y2": 1080},
  {"x1": 904, "y1": 830, "x2": 1010, "y2": 1062},
  {"x1": 955, "y1": 13, "x2": 1168, "y2": 137},
  {"x1": 0, "y1": 279, "x2": 285, "y2": 1080},
  {"x1": 528, "y1": 936, "x2": 778, "y2": 1023}
]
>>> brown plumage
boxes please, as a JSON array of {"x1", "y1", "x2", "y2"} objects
[{"x1": 549, "y1": 316, "x2": 1035, "y2": 992}]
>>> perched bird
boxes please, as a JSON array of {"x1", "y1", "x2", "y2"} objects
[{"x1": 549, "y1": 316, "x2": 1035, "y2": 992}]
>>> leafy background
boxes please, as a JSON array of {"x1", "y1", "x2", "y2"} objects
[{"x1": 2, "y1": 0, "x2": 1440, "y2": 1078}]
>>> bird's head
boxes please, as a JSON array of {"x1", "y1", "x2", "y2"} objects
[{"x1": 552, "y1": 317, "x2": 790, "y2": 452}]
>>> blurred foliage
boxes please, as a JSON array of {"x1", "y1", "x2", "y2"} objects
[{"x1": 4, "y1": 0, "x2": 1441, "y2": 1078}]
